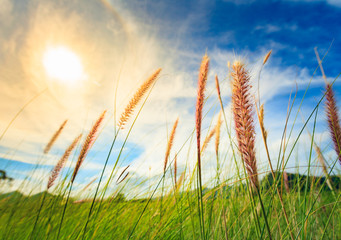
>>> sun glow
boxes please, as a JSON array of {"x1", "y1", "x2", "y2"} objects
[{"x1": 43, "y1": 46, "x2": 84, "y2": 84}]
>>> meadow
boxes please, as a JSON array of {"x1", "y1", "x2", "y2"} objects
[{"x1": 0, "y1": 51, "x2": 340, "y2": 240}]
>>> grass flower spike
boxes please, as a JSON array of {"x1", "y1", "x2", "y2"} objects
[
  {"x1": 231, "y1": 61, "x2": 259, "y2": 190},
  {"x1": 71, "y1": 110, "x2": 106, "y2": 183}
]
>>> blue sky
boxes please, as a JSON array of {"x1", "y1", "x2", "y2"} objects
[{"x1": 0, "y1": 0, "x2": 340, "y2": 196}]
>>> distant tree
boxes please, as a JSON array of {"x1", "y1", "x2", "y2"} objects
[{"x1": 0, "y1": 170, "x2": 13, "y2": 181}]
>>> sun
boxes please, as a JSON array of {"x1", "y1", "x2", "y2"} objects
[{"x1": 43, "y1": 46, "x2": 84, "y2": 84}]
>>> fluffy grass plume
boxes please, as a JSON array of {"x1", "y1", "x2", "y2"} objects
[
  {"x1": 259, "y1": 104, "x2": 268, "y2": 140},
  {"x1": 215, "y1": 75, "x2": 221, "y2": 100},
  {"x1": 118, "y1": 68, "x2": 161, "y2": 128},
  {"x1": 325, "y1": 83, "x2": 341, "y2": 164},
  {"x1": 195, "y1": 54, "x2": 209, "y2": 238},
  {"x1": 231, "y1": 61, "x2": 259, "y2": 190},
  {"x1": 201, "y1": 128, "x2": 215, "y2": 153},
  {"x1": 71, "y1": 110, "x2": 106, "y2": 183},
  {"x1": 215, "y1": 112, "x2": 222, "y2": 155},
  {"x1": 314, "y1": 48, "x2": 341, "y2": 164},
  {"x1": 195, "y1": 54, "x2": 209, "y2": 173},
  {"x1": 164, "y1": 118, "x2": 179, "y2": 172},
  {"x1": 43, "y1": 120, "x2": 68, "y2": 154},
  {"x1": 47, "y1": 134, "x2": 82, "y2": 189}
]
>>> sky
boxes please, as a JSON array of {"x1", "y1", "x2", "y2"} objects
[{"x1": 0, "y1": 0, "x2": 340, "y2": 197}]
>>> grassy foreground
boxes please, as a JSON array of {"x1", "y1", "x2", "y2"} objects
[{"x1": 0, "y1": 173, "x2": 340, "y2": 239}]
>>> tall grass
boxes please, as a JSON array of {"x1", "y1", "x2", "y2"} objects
[{"x1": 0, "y1": 50, "x2": 340, "y2": 240}]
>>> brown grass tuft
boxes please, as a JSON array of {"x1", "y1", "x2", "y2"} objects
[
  {"x1": 47, "y1": 134, "x2": 82, "y2": 189},
  {"x1": 118, "y1": 68, "x2": 161, "y2": 128},
  {"x1": 164, "y1": 118, "x2": 179, "y2": 173},
  {"x1": 44, "y1": 120, "x2": 68, "y2": 154},
  {"x1": 231, "y1": 61, "x2": 259, "y2": 190},
  {"x1": 325, "y1": 83, "x2": 341, "y2": 165},
  {"x1": 71, "y1": 110, "x2": 106, "y2": 183},
  {"x1": 195, "y1": 54, "x2": 209, "y2": 174}
]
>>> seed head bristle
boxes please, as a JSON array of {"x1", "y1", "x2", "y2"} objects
[
  {"x1": 44, "y1": 120, "x2": 68, "y2": 154},
  {"x1": 47, "y1": 134, "x2": 82, "y2": 189},
  {"x1": 231, "y1": 61, "x2": 259, "y2": 190},
  {"x1": 71, "y1": 110, "x2": 106, "y2": 183},
  {"x1": 164, "y1": 118, "x2": 179, "y2": 173},
  {"x1": 118, "y1": 68, "x2": 161, "y2": 128},
  {"x1": 263, "y1": 50, "x2": 272, "y2": 65},
  {"x1": 195, "y1": 54, "x2": 210, "y2": 172},
  {"x1": 325, "y1": 84, "x2": 341, "y2": 165}
]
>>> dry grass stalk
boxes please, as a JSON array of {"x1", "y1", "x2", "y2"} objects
[
  {"x1": 195, "y1": 54, "x2": 210, "y2": 174},
  {"x1": 71, "y1": 110, "x2": 106, "y2": 183},
  {"x1": 201, "y1": 128, "x2": 215, "y2": 153},
  {"x1": 314, "y1": 47, "x2": 328, "y2": 84},
  {"x1": 325, "y1": 83, "x2": 341, "y2": 164},
  {"x1": 215, "y1": 112, "x2": 222, "y2": 155},
  {"x1": 82, "y1": 178, "x2": 97, "y2": 192},
  {"x1": 175, "y1": 171, "x2": 185, "y2": 192},
  {"x1": 47, "y1": 134, "x2": 82, "y2": 189},
  {"x1": 263, "y1": 50, "x2": 272, "y2": 65},
  {"x1": 44, "y1": 120, "x2": 68, "y2": 154},
  {"x1": 117, "y1": 165, "x2": 130, "y2": 183},
  {"x1": 117, "y1": 172, "x2": 129, "y2": 184},
  {"x1": 313, "y1": 142, "x2": 333, "y2": 190},
  {"x1": 231, "y1": 61, "x2": 259, "y2": 190},
  {"x1": 164, "y1": 118, "x2": 179, "y2": 173},
  {"x1": 174, "y1": 154, "x2": 177, "y2": 186},
  {"x1": 118, "y1": 68, "x2": 161, "y2": 128}
]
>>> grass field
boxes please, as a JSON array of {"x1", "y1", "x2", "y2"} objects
[{"x1": 0, "y1": 53, "x2": 340, "y2": 240}]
